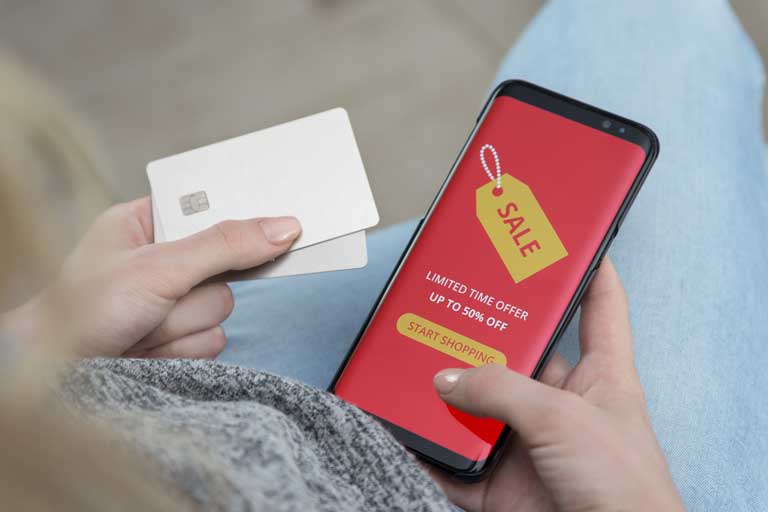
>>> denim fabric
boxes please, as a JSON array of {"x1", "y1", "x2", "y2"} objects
[{"x1": 221, "y1": 1, "x2": 768, "y2": 508}]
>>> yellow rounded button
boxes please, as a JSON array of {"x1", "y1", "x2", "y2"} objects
[{"x1": 396, "y1": 313, "x2": 507, "y2": 367}]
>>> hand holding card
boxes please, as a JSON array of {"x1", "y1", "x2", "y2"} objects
[{"x1": 147, "y1": 108, "x2": 379, "y2": 279}]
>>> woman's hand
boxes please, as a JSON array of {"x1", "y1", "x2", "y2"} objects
[
  {"x1": 2, "y1": 196, "x2": 300, "y2": 358},
  {"x1": 430, "y1": 258, "x2": 683, "y2": 512}
]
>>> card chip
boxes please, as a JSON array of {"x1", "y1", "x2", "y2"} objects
[{"x1": 180, "y1": 191, "x2": 209, "y2": 215}]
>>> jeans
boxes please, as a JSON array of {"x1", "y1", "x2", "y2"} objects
[{"x1": 221, "y1": 1, "x2": 768, "y2": 509}]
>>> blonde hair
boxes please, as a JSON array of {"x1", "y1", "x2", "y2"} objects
[
  {"x1": 0, "y1": 49, "x2": 111, "y2": 305},
  {"x1": 0, "y1": 49, "x2": 194, "y2": 511}
]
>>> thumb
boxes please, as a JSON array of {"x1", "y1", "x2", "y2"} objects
[
  {"x1": 149, "y1": 216, "x2": 301, "y2": 295},
  {"x1": 434, "y1": 364, "x2": 576, "y2": 440}
]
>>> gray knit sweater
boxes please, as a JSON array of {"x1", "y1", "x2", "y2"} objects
[{"x1": 59, "y1": 358, "x2": 455, "y2": 511}]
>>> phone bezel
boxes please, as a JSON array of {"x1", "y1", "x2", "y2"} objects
[{"x1": 330, "y1": 79, "x2": 660, "y2": 481}]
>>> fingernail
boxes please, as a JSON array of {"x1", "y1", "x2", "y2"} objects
[
  {"x1": 434, "y1": 369, "x2": 465, "y2": 394},
  {"x1": 260, "y1": 217, "x2": 301, "y2": 245}
]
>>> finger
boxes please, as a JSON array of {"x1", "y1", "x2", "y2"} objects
[
  {"x1": 539, "y1": 352, "x2": 571, "y2": 387},
  {"x1": 139, "y1": 326, "x2": 227, "y2": 359},
  {"x1": 434, "y1": 364, "x2": 576, "y2": 440},
  {"x1": 425, "y1": 464, "x2": 484, "y2": 512},
  {"x1": 132, "y1": 283, "x2": 234, "y2": 351},
  {"x1": 127, "y1": 196, "x2": 154, "y2": 242},
  {"x1": 82, "y1": 196, "x2": 154, "y2": 254},
  {"x1": 578, "y1": 257, "x2": 634, "y2": 371},
  {"x1": 148, "y1": 216, "x2": 301, "y2": 296}
]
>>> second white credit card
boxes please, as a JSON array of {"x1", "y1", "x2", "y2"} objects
[{"x1": 147, "y1": 107, "x2": 379, "y2": 249}]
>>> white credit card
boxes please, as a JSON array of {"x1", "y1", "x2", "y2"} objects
[
  {"x1": 147, "y1": 108, "x2": 377, "y2": 279},
  {"x1": 147, "y1": 107, "x2": 379, "y2": 249}
]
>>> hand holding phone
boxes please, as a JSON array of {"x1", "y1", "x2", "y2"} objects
[
  {"x1": 333, "y1": 81, "x2": 659, "y2": 479},
  {"x1": 429, "y1": 258, "x2": 684, "y2": 512}
]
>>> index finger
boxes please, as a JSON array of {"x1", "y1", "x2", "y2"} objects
[{"x1": 578, "y1": 257, "x2": 635, "y2": 371}]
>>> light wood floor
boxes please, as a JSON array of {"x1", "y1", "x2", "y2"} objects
[{"x1": 0, "y1": 1, "x2": 764, "y2": 227}]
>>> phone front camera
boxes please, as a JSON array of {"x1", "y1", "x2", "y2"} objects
[{"x1": 602, "y1": 120, "x2": 612, "y2": 129}]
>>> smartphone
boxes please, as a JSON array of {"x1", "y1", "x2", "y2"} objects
[{"x1": 331, "y1": 80, "x2": 659, "y2": 480}]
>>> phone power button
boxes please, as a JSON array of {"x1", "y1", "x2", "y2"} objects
[{"x1": 607, "y1": 225, "x2": 619, "y2": 250}]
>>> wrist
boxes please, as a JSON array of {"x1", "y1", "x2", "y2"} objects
[
  {"x1": 634, "y1": 495, "x2": 684, "y2": 512},
  {"x1": 627, "y1": 480, "x2": 684, "y2": 512},
  {"x1": 653, "y1": 489, "x2": 685, "y2": 512}
]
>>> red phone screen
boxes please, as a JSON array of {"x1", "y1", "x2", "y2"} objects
[{"x1": 334, "y1": 94, "x2": 648, "y2": 464}]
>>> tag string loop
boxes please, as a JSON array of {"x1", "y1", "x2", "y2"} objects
[{"x1": 480, "y1": 144, "x2": 502, "y2": 190}]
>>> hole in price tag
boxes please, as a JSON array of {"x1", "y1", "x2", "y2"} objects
[{"x1": 476, "y1": 145, "x2": 567, "y2": 283}]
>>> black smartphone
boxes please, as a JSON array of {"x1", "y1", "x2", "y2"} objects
[{"x1": 332, "y1": 80, "x2": 659, "y2": 480}]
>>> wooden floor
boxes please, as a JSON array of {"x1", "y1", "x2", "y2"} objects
[{"x1": 0, "y1": 1, "x2": 764, "y2": 227}]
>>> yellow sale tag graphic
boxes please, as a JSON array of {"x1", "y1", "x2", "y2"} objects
[{"x1": 476, "y1": 145, "x2": 567, "y2": 283}]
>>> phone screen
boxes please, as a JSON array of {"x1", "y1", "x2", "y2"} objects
[{"x1": 334, "y1": 87, "x2": 651, "y2": 468}]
